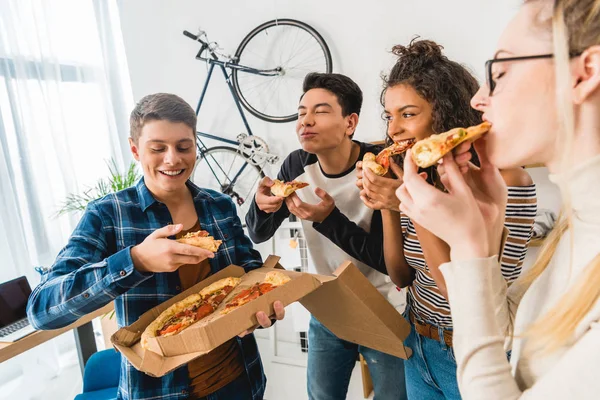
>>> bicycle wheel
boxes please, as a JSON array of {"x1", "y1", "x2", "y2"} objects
[
  {"x1": 232, "y1": 19, "x2": 333, "y2": 123},
  {"x1": 191, "y1": 146, "x2": 265, "y2": 223}
]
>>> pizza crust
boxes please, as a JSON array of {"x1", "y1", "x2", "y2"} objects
[
  {"x1": 176, "y1": 231, "x2": 223, "y2": 252},
  {"x1": 141, "y1": 293, "x2": 202, "y2": 349},
  {"x1": 198, "y1": 277, "x2": 241, "y2": 298},
  {"x1": 412, "y1": 122, "x2": 491, "y2": 168},
  {"x1": 362, "y1": 153, "x2": 387, "y2": 176},
  {"x1": 270, "y1": 179, "x2": 309, "y2": 197},
  {"x1": 141, "y1": 277, "x2": 241, "y2": 349},
  {"x1": 264, "y1": 271, "x2": 291, "y2": 286},
  {"x1": 221, "y1": 271, "x2": 291, "y2": 315}
]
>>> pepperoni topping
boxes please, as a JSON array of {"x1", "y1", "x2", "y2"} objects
[{"x1": 195, "y1": 303, "x2": 214, "y2": 320}]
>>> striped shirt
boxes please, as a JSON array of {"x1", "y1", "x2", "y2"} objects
[{"x1": 402, "y1": 185, "x2": 537, "y2": 327}]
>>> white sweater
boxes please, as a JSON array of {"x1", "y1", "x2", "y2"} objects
[{"x1": 440, "y1": 155, "x2": 600, "y2": 399}]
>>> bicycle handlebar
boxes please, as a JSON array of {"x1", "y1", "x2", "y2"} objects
[{"x1": 183, "y1": 30, "x2": 200, "y2": 42}]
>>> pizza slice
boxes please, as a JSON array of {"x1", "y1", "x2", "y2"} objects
[
  {"x1": 362, "y1": 138, "x2": 415, "y2": 176},
  {"x1": 176, "y1": 230, "x2": 223, "y2": 252},
  {"x1": 412, "y1": 122, "x2": 491, "y2": 168},
  {"x1": 141, "y1": 277, "x2": 241, "y2": 349},
  {"x1": 221, "y1": 271, "x2": 291, "y2": 315},
  {"x1": 270, "y1": 179, "x2": 309, "y2": 197}
]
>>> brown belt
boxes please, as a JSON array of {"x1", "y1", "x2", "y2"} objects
[{"x1": 410, "y1": 311, "x2": 453, "y2": 347}]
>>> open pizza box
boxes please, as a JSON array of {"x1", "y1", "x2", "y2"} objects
[{"x1": 111, "y1": 255, "x2": 412, "y2": 377}]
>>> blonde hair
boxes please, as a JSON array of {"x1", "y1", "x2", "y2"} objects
[{"x1": 520, "y1": 0, "x2": 600, "y2": 354}]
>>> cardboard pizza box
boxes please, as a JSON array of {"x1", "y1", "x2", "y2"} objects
[{"x1": 111, "y1": 255, "x2": 412, "y2": 377}]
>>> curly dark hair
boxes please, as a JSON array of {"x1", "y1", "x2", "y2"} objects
[{"x1": 382, "y1": 38, "x2": 482, "y2": 181}]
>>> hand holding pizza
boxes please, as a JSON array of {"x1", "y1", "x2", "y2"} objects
[
  {"x1": 285, "y1": 189, "x2": 335, "y2": 223},
  {"x1": 359, "y1": 160, "x2": 403, "y2": 211},
  {"x1": 396, "y1": 147, "x2": 503, "y2": 261},
  {"x1": 131, "y1": 224, "x2": 215, "y2": 274},
  {"x1": 255, "y1": 177, "x2": 285, "y2": 213},
  {"x1": 355, "y1": 160, "x2": 364, "y2": 190},
  {"x1": 442, "y1": 138, "x2": 507, "y2": 257},
  {"x1": 238, "y1": 300, "x2": 286, "y2": 338}
]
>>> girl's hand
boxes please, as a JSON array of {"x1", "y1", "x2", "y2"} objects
[{"x1": 396, "y1": 142, "x2": 506, "y2": 261}]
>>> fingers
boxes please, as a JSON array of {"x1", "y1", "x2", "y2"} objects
[
  {"x1": 388, "y1": 160, "x2": 404, "y2": 181},
  {"x1": 273, "y1": 301, "x2": 285, "y2": 320},
  {"x1": 255, "y1": 181, "x2": 284, "y2": 212},
  {"x1": 285, "y1": 195, "x2": 306, "y2": 219},
  {"x1": 170, "y1": 253, "x2": 211, "y2": 266},
  {"x1": 473, "y1": 136, "x2": 493, "y2": 169},
  {"x1": 360, "y1": 194, "x2": 382, "y2": 210},
  {"x1": 258, "y1": 193, "x2": 284, "y2": 206},
  {"x1": 240, "y1": 301, "x2": 285, "y2": 337},
  {"x1": 439, "y1": 152, "x2": 475, "y2": 197},
  {"x1": 396, "y1": 184, "x2": 414, "y2": 213},
  {"x1": 256, "y1": 311, "x2": 272, "y2": 328},
  {"x1": 403, "y1": 149, "x2": 419, "y2": 178},
  {"x1": 287, "y1": 192, "x2": 303, "y2": 207},
  {"x1": 314, "y1": 187, "x2": 334, "y2": 205},
  {"x1": 453, "y1": 141, "x2": 472, "y2": 158},
  {"x1": 356, "y1": 178, "x2": 364, "y2": 190},
  {"x1": 259, "y1": 176, "x2": 274, "y2": 188},
  {"x1": 363, "y1": 167, "x2": 393, "y2": 189},
  {"x1": 453, "y1": 149, "x2": 472, "y2": 167},
  {"x1": 151, "y1": 224, "x2": 182, "y2": 239},
  {"x1": 402, "y1": 150, "x2": 441, "y2": 203},
  {"x1": 172, "y1": 241, "x2": 215, "y2": 257}
]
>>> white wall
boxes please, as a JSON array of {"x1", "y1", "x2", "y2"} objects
[{"x1": 118, "y1": 0, "x2": 522, "y2": 162}]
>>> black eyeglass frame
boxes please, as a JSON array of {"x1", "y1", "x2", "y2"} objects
[{"x1": 485, "y1": 52, "x2": 582, "y2": 96}]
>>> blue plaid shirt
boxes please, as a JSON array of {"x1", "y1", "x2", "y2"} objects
[{"x1": 27, "y1": 179, "x2": 266, "y2": 400}]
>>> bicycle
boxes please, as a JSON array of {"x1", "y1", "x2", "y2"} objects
[{"x1": 183, "y1": 19, "x2": 333, "y2": 221}]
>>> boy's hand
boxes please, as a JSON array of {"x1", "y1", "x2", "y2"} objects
[
  {"x1": 255, "y1": 177, "x2": 285, "y2": 213},
  {"x1": 131, "y1": 224, "x2": 214, "y2": 273}
]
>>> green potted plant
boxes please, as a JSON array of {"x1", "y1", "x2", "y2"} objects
[{"x1": 56, "y1": 159, "x2": 141, "y2": 216}]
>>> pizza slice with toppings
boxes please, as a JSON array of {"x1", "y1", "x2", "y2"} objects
[
  {"x1": 176, "y1": 230, "x2": 223, "y2": 252},
  {"x1": 412, "y1": 122, "x2": 491, "y2": 168},
  {"x1": 270, "y1": 180, "x2": 309, "y2": 197},
  {"x1": 141, "y1": 277, "x2": 241, "y2": 349},
  {"x1": 221, "y1": 271, "x2": 291, "y2": 315}
]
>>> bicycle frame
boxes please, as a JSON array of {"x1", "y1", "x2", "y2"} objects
[{"x1": 194, "y1": 59, "x2": 268, "y2": 199}]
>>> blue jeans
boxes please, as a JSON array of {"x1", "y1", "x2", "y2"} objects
[
  {"x1": 307, "y1": 317, "x2": 407, "y2": 400},
  {"x1": 403, "y1": 317, "x2": 461, "y2": 400},
  {"x1": 199, "y1": 370, "x2": 256, "y2": 400}
]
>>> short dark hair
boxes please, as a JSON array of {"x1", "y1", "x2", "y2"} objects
[
  {"x1": 302, "y1": 73, "x2": 363, "y2": 138},
  {"x1": 383, "y1": 38, "x2": 482, "y2": 184},
  {"x1": 302, "y1": 72, "x2": 363, "y2": 117},
  {"x1": 130, "y1": 93, "x2": 197, "y2": 143}
]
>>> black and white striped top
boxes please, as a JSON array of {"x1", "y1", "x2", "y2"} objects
[{"x1": 401, "y1": 185, "x2": 537, "y2": 327}]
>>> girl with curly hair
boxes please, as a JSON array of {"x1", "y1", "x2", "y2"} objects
[{"x1": 356, "y1": 39, "x2": 537, "y2": 399}]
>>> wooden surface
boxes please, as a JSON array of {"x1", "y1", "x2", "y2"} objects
[
  {"x1": 524, "y1": 163, "x2": 545, "y2": 169},
  {"x1": 359, "y1": 354, "x2": 374, "y2": 398},
  {"x1": 529, "y1": 238, "x2": 545, "y2": 248},
  {"x1": 0, "y1": 303, "x2": 114, "y2": 363}
]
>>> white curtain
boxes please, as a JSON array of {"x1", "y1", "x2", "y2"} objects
[
  {"x1": 0, "y1": 0, "x2": 133, "y2": 396},
  {"x1": 0, "y1": 0, "x2": 134, "y2": 284}
]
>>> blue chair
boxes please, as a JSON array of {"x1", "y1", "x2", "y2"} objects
[{"x1": 74, "y1": 349, "x2": 120, "y2": 400}]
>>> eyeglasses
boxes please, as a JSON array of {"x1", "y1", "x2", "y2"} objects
[{"x1": 485, "y1": 52, "x2": 582, "y2": 96}]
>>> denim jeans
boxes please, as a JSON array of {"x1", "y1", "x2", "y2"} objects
[
  {"x1": 403, "y1": 317, "x2": 461, "y2": 400},
  {"x1": 307, "y1": 317, "x2": 407, "y2": 400},
  {"x1": 198, "y1": 370, "x2": 257, "y2": 400}
]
